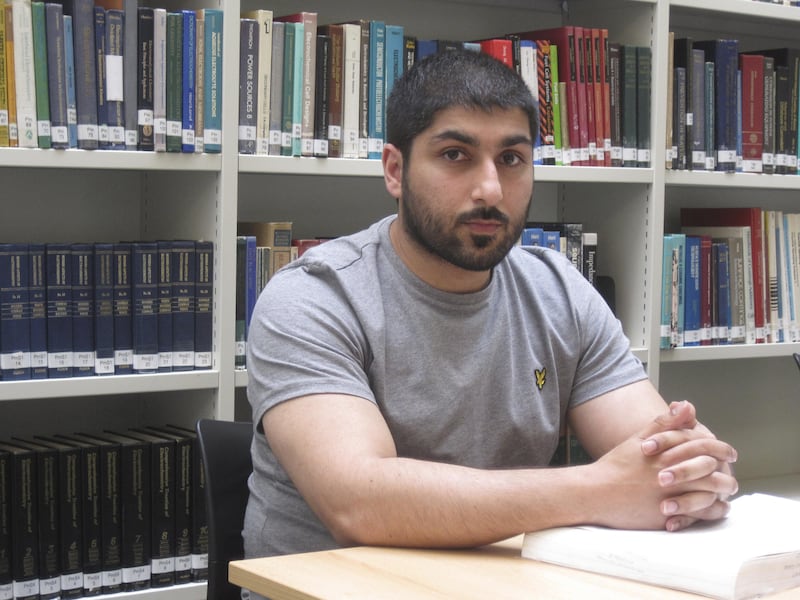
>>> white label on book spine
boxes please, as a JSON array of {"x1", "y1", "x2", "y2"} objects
[
  {"x1": 1, "y1": 350, "x2": 31, "y2": 370},
  {"x1": 61, "y1": 572, "x2": 83, "y2": 592},
  {"x1": 167, "y1": 120, "x2": 182, "y2": 137},
  {"x1": 37, "y1": 120, "x2": 51, "y2": 136},
  {"x1": 741, "y1": 160, "x2": 763, "y2": 173},
  {"x1": 692, "y1": 151, "x2": 706, "y2": 165},
  {"x1": 99, "y1": 124, "x2": 109, "y2": 143},
  {"x1": 328, "y1": 124, "x2": 341, "y2": 141},
  {"x1": 31, "y1": 350, "x2": 47, "y2": 369},
  {"x1": 126, "y1": 129, "x2": 138, "y2": 146},
  {"x1": 686, "y1": 112, "x2": 694, "y2": 126},
  {"x1": 762, "y1": 152, "x2": 775, "y2": 166},
  {"x1": 175, "y1": 555, "x2": 192, "y2": 573},
  {"x1": 789, "y1": 155, "x2": 798, "y2": 169},
  {"x1": 191, "y1": 553, "x2": 209, "y2": 569},
  {"x1": 138, "y1": 109, "x2": 154, "y2": 126},
  {"x1": 106, "y1": 55, "x2": 124, "y2": 101},
  {"x1": 134, "y1": 353, "x2": 158, "y2": 372},
  {"x1": 301, "y1": 138, "x2": 314, "y2": 155},
  {"x1": 159, "y1": 352, "x2": 173, "y2": 370},
  {"x1": 281, "y1": 131, "x2": 292, "y2": 149},
  {"x1": 705, "y1": 156, "x2": 715, "y2": 170},
  {"x1": 151, "y1": 557, "x2": 175, "y2": 574},
  {"x1": 314, "y1": 139, "x2": 328, "y2": 156},
  {"x1": 102, "y1": 569, "x2": 122, "y2": 588},
  {"x1": 0, "y1": 582, "x2": 11, "y2": 600},
  {"x1": 729, "y1": 325, "x2": 746, "y2": 340},
  {"x1": 239, "y1": 125, "x2": 256, "y2": 141},
  {"x1": 205, "y1": 129, "x2": 221, "y2": 146},
  {"x1": 122, "y1": 565, "x2": 151, "y2": 584},
  {"x1": 174, "y1": 351, "x2": 194, "y2": 368},
  {"x1": 48, "y1": 351, "x2": 74, "y2": 368},
  {"x1": 637, "y1": 149, "x2": 650, "y2": 163},
  {"x1": 195, "y1": 351, "x2": 212, "y2": 368},
  {"x1": 107, "y1": 126, "x2": 124, "y2": 144},
  {"x1": 115, "y1": 349, "x2": 133, "y2": 367},
  {"x1": 622, "y1": 147, "x2": 637, "y2": 161},
  {"x1": 0, "y1": 110, "x2": 7, "y2": 126},
  {"x1": 78, "y1": 124, "x2": 99, "y2": 141},
  {"x1": 154, "y1": 118, "x2": 167, "y2": 135},
  {"x1": 74, "y1": 351, "x2": 95, "y2": 368},
  {"x1": 269, "y1": 129, "x2": 282, "y2": 145},
  {"x1": 257, "y1": 138, "x2": 269, "y2": 154},
  {"x1": 40, "y1": 576, "x2": 60, "y2": 596},
  {"x1": 717, "y1": 149, "x2": 736, "y2": 165},
  {"x1": 83, "y1": 572, "x2": 102, "y2": 593},
  {"x1": 182, "y1": 129, "x2": 195, "y2": 145},
  {"x1": 12, "y1": 580, "x2": 38, "y2": 599},
  {"x1": 67, "y1": 108, "x2": 77, "y2": 125}
]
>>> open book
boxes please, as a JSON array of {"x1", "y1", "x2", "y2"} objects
[{"x1": 521, "y1": 493, "x2": 800, "y2": 600}]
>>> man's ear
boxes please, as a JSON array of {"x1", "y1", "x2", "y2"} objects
[{"x1": 382, "y1": 143, "x2": 403, "y2": 199}]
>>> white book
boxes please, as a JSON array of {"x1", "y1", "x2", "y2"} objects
[
  {"x1": 153, "y1": 8, "x2": 166, "y2": 151},
  {"x1": 341, "y1": 23, "x2": 361, "y2": 160},
  {"x1": 12, "y1": 0, "x2": 37, "y2": 147},
  {"x1": 522, "y1": 494, "x2": 800, "y2": 600},
  {"x1": 243, "y1": 9, "x2": 273, "y2": 155}
]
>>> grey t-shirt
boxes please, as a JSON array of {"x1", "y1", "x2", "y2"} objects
[{"x1": 244, "y1": 215, "x2": 646, "y2": 558}]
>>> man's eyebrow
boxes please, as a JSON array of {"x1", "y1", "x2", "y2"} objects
[{"x1": 430, "y1": 129, "x2": 533, "y2": 148}]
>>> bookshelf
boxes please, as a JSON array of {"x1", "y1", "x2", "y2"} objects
[{"x1": 1, "y1": 0, "x2": 800, "y2": 598}]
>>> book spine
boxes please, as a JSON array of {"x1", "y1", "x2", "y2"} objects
[
  {"x1": 299, "y1": 13, "x2": 317, "y2": 156},
  {"x1": 235, "y1": 237, "x2": 247, "y2": 369},
  {"x1": 238, "y1": 18, "x2": 258, "y2": 155},
  {"x1": 171, "y1": 240, "x2": 195, "y2": 371},
  {"x1": 356, "y1": 20, "x2": 369, "y2": 158},
  {"x1": 28, "y1": 243, "x2": 47, "y2": 378},
  {"x1": 46, "y1": 243, "x2": 74, "y2": 378},
  {"x1": 12, "y1": 0, "x2": 37, "y2": 147},
  {"x1": 5, "y1": 444, "x2": 40, "y2": 599},
  {"x1": 367, "y1": 20, "x2": 385, "y2": 160},
  {"x1": 683, "y1": 236, "x2": 702, "y2": 346},
  {"x1": 289, "y1": 21, "x2": 304, "y2": 156},
  {"x1": 93, "y1": 242, "x2": 115, "y2": 375},
  {"x1": 599, "y1": 29, "x2": 611, "y2": 165},
  {"x1": 590, "y1": 29, "x2": 605, "y2": 165},
  {"x1": 90, "y1": 437, "x2": 122, "y2": 593},
  {"x1": 620, "y1": 44, "x2": 637, "y2": 167},
  {"x1": 194, "y1": 240, "x2": 212, "y2": 370},
  {"x1": 132, "y1": 242, "x2": 158, "y2": 373},
  {"x1": 704, "y1": 60, "x2": 716, "y2": 170},
  {"x1": 71, "y1": 242, "x2": 95, "y2": 377},
  {"x1": 104, "y1": 9, "x2": 125, "y2": 150},
  {"x1": 113, "y1": 242, "x2": 133, "y2": 375},
  {"x1": 122, "y1": 0, "x2": 137, "y2": 148},
  {"x1": 635, "y1": 46, "x2": 651, "y2": 168},
  {"x1": 341, "y1": 23, "x2": 360, "y2": 159},
  {"x1": 26, "y1": 442, "x2": 62, "y2": 599},
  {"x1": 314, "y1": 33, "x2": 330, "y2": 158},
  {"x1": 180, "y1": 9, "x2": 195, "y2": 153},
  {"x1": 383, "y1": 23, "x2": 404, "y2": 116},
  {"x1": 68, "y1": 0, "x2": 100, "y2": 149},
  {"x1": 244, "y1": 10, "x2": 271, "y2": 155},
  {"x1": 31, "y1": 1, "x2": 50, "y2": 148},
  {"x1": 0, "y1": 243, "x2": 31, "y2": 380},
  {"x1": 608, "y1": 42, "x2": 622, "y2": 166},
  {"x1": 94, "y1": 6, "x2": 108, "y2": 149},
  {"x1": 165, "y1": 11, "x2": 182, "y2": 152},
  {"x1": 156, "y1": 241, "x2": 173, "y2": 372},
  {"x1": 581, "y1": 28, "x2": 598, "y2": 165},
  {"x1": 673, "y1": 66, "x2": 687, "y2": 171},
  {"x1": 690, "y1": 48, "x2": 707, "y2": 170},
  {"x1": 202, "y1": 8, "x2": 222, "y2": 153},
  {"x1": 0, "y1": 5, "x2": 8, "y2": 148},
  {"x1": 63, "y1": 14, "x2": 78, "y2": 147},
  {"x1": 267, "y1": 21, "x2": 284, "y2": 156},
  {"x1": 3, "y1": 2, "x2": 20, "y2": 147},
  {"x1": 0, "y1": 450, "x2": 13, "y2": 598},
  {"x1": 549, "y1": 45, "x2": 563, "y2": 165},
  {"x1": 136, "y1": 7, "x2": 154, "y2": 151},
  {"x1": 152, "y1": 8, "x2": 166, "y2": 152},
  {"x1": 739, "y1": 53, "x2": 764, "y2": 173},
  {"x1": 279, "y1": 21, "x2": 296, "y2": 156},
  {"x1": 192, "y1": 11, "x2": 203, "y2": 153},
  {"x1": 537, "y1": 41, "x2": 556, "y2": 165},
  {"x1": 763, "y1": 56, "x2": 776, "y2": 174},
  {"x1": 714, "y1": 241, "x2": 732, "y2": 344}
]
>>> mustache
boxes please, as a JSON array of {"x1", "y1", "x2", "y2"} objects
[{"x1": 457, "y1": 207, "x2": 510, "y2": 224}]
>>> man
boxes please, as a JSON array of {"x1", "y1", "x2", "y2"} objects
[{"x1": 244, "y1": 49, "x2": 737, "y2": 567}]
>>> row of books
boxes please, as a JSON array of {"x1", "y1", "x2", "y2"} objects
[
  {"x1": 751, "y1": 0, "x2": 800, "y2": 5},
  {"x1": 520, "y1": 222, "x2": 599, "y2": 288},
  {"x1": 0, "y1": 240, "x2": 213, "y2": 381},
  {"x1": 237, "y1": 11, "x2": 652, "y2": 167},
  {"x1": 660, "y1": 207, "x2": 800, "y2": 349},
  {"x1": 667, "y1": 37, "x2": 800, "y2": 175},
  {"x1": 0, "y1": 424, "x2": 208, "y2": 599},
  {"x1": 0, "y1": 0, "x2": 223, "y2": 152}
]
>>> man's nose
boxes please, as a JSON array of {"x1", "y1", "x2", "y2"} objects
[{"x1": 470, "y1": 158, "x2": 503, "y2": 205}]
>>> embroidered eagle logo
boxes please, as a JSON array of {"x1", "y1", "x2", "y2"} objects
[{"x1": 535, "y1": 368, "x2": 546, "y2": 390}]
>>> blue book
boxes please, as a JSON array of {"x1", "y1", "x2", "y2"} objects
[
  {"x1": 521, "y1": 228, "x2": 544, "y2": 247},
  {"x1": 71, "y1": 243, "x2": 95, "y2": 377},
  {"x1": 93, "y1": 242, "x2": 115, "y2": 376},
  {"x1": 171, "y1": 240, "x2": 196, "y2": 371},
  {"x1": 285, "y1": 21, "x2": 304, "y2": 156},
  {"x1": 63, "y1": 0, "x2": 100, "y2": 149},
  {"x1": 235, "y1": 236, "x2": 248, "y2": 369},
  {"x1": 543, "y1": 231, "x2": 560, "y2": 253},
  {"x1": 64, "y1": 14, "x2": 79, "y2": 147},
  {"x1": 132, "y1": 242, "x2": 159, "y2": 373},
  {"x1": 202, "y1": 9, "x2": 223, "y2": 153},
  {"x1": 157, "y1": 241, "x2": 173, "y2": 372},
  {"x1": 735, "y1": 68, "x2": 742, "y2": 172},
  {"x1": 367, "y1": 20, "x2": 386, "y2": 160},
  {"x1": 45, "y1": 2, "x2": 69, "y2": 148},
  {"x1": 660, "y1": 235, "x2": 676, "y2": 349},
  {"x1": 194, "y1": 240, "x2": 213, "y2": 370},
  {"x1": 113, "y1": 242, "x2": 133, "y2": 375},
  {"x1": 104, "y1": 9, "x2": 126, "y2": 150},
  {"x1": 94, "y1": 6, "x2": 109, "y2": 148},
  {"x1": 0, "y1": 244, "x2": 31, "y2": 380},
  {"x1": 713, "y1": 241, "x2": 731, "y2": 345},
  {"x1": 28, "y1": 244, "x2": 48, "y2": 379},
  {"x1": 694, "y1": 39, "x2": 739, "y2": 172},
  {"x1": 180, "y1": 9, "x2": 196, "y2": 153},
  {"x1": 244, "y1": 236, "x2": 257, "y2": 337},
  {"x1": 384, "y1": 24, "x2": 404, "y2": 107},
  {"x1": 683, "y1": 236, "x2": 702, "y2": 347},
  {"x1": 46, "y1": 243, "x2": 74, "y2": 378}
]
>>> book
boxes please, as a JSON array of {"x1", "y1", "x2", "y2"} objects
[
  {"x1": 62, "y1": 13, "x2": 78, "y2": 147},
  {"x1": 136, "y1": 7, "x2": 155, "y2": 151},
  {"x1": 121, "y1": 0, "x2": 136, "y2": 148},
  {"x1": 171, "y1": 240, "x2": 195, "y2": 371},
  {"x1": 132, "y1": 241, "x2": 158, "y2": 373},
  {"x1": 319, "y1": 26, "x2": 343, "y2": 157},
  {"x1": 3, "y1": 1, "x2": 19, "y2": 147},
  {"x1": 93, "y1": 242, "x2": 115, "y2": 376},
  {"x1": 63, "y1": 0, "x2": 100, "y2": 149},
  {"x1": 71, "y1": 242, "x2": 95, "y2": 377},
  {"x1": 0, "y1": 446, "x2": 11, "y2": 598},
  {"x1": 267, "y1": 21, "x2": 284, "y2": 156},
  {"x1": 280, "y1": 20, "x2": 303, "y2": 156},
  {"x1": 341, "y1": 22, "x2": 361, "y2": 159},
  {"x1": 690, "y1": 47, "x2": 707, "y2": 170},
  {"x1": 763, "y1": 55, "x2": 776, "y2": 174},
  {"x1": 46, "y1": 242, "x2": 74, "y2": 378},
  {"x1": 738, "y1": 53, "x2": 764, "y2": 173},
  {"x1": 521, "y1": 493, "x2": 800, "y2": 600},
  {"x1": 754, "y1": 48, "x2": 800, "y2": 175},
  {"x1": 113, "y1": 242, "x2": 133, "y2": 375},
  {"x1": 30, "y1": 1, "x2": 50, "y2": 149},
  {"x1": 620, "y1": 44, "x2": 638, "y2": 167},
  {"x1": 0, "y1": 4, "x2": 10, "y2": 147},
  {"x1": 180, "y1": 9, "x2": 195, "y2": 153},
  {"x1": 193, "y1": 10, "x2": 203, "y2": 153},
  {"x1": 635, "y1": 45, "x2": 651, "y2": 167},
  {"x1": 202, "y1": 8, "x2": 222, "y2": 153},
  {"x1": 243, "y1": 9, "x2": 273, "y2": 155},
  {"x1": 194, "y1": 240, "x2": 212, "y2": 370},
  {"x1": 28, "y1": 243, "x2": 47, "y2": 378},
  {"x1": 0, "y1": 243, "x2": 31, "y2": 380},
  {"x1": 156, "y1": 241, "x2": 172, "y2": 372},
  {"x1": 313, "y1": 32, "x2": 330, "y2": 158},
  {"x1": 12, "y1": 0, "x2": 37, "y2": 147},
  {"x1": 94, "y1": 5, "x2": 107, "y2": 149},
  {"x1": 608, "y1": 42, "x2": 622, "y2": 166},
  {"x1": 235, "y1": 236, "x2": 248, "y2": 369},
  {"x1": 153, "y1": 8, "x2": 166, "y2": 151},
  {"x1": 104, "y1": 8, "x2": 125, "y2": 150},
  {"x1": 238, "y1": 17, "x2": 258, "y2": 155},
  {"x1": 165, "y1": 11, "x2": 182, "y2": 152},
  {"x1": 672, "y1": 66, "x2": 687, "y2": 172}
]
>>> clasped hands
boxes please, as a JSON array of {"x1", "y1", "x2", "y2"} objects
[{"x1": 596, "y1": 400, "x2": 739, "y2": 532}]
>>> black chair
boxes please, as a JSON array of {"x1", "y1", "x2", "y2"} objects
[{"x1": 196, "y1": 418, "x2": 254, "y2": 600}]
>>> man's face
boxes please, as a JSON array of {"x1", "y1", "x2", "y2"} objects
[{"x1": 396, "y1": 105, "x2": 534, "y2": 273}]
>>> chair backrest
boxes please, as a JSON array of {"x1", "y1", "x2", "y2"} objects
[{"x1": 196, "y1": 418, "x2": 253, "y2": 600}]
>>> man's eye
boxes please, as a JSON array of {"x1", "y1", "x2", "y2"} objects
[
  {"x1": 500, "y1": 152, "x2": 523, "y2": 166},
  {"x1": 442, "y1": 148, "x2": 465, "y2": 161}
]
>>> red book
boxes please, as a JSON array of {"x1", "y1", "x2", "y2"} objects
[
  {"x1": 595, "y1": 28, "x2": 611, "y2": 167},
  {"x1": 738, "y1": 53, "x2": 765, "y2": 173},
  {"x1": 479, "y1": 38, "x2": 514, "y2": 69},
  {"x1": 514, "y1": 26, "x2": 586, "y2": 166},
  {"x1": 680, "y1": 207, "x2": 766, "y2": 343}
]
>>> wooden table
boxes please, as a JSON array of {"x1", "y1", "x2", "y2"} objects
[{"x1": 229, "y1": 535, "x2": 800, "y2": 599}]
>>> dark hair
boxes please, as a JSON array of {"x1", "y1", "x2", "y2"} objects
[{"x1": 386, "y1": 48, "x2": 539, "y2": 157}]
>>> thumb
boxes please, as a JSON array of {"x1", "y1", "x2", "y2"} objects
[{"x1": 639, "y1": 400, "x2": 697, "y2": 440}]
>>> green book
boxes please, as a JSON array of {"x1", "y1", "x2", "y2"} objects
[
  {"x1": 550, "y1": 44, "x2": 563, "y2": 166},
  {"x1": 31, "y1": 2, "x2": 50, "y2": 148},
  {"x1": 165, "y1": 11, "x2": 182, "y2": 152}
]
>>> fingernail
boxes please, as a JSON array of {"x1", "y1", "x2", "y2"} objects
[
  {"x1": 642, "y1": 439, "x2": 658, "y2": 453},
  {"x1": 659, "y1": 470, "x2": 675, "y2": 486},
  {"x1": 662, "y1": 500, "x2": 678, "y2": 515}
]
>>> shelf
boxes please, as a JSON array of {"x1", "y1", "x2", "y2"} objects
[
  {"x1": 659, "y1": 343, "x2": 800, "y2": 363},
  {"x1": 0, "y1": 371, "x2": 220, "y2": 402},
  {"x1": 666, "y1": 170, "x2": 800, "y2": 190},
  {"x1": 0, "y1": 147, "x2": 222, "y2": 172},
  {"x1": 669, "y1": 0, "x2": 800, "y2": 21},
  {"x1": 100, "y1": 581, "x2": 205, "y2": 600}
]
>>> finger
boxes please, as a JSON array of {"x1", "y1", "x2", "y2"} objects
[
  {"x1": 663, "y1": 498, "x2": 732, "y2": 531},
  {"x1": 655, "y1": 437, "x2": 738, "y2": 467},
  {"x1": 638, "y1": 400, "x2": 698, "y2": 442},
  {"x1": 658, "y1": 458, "x2": 739, "y2": 494}
]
